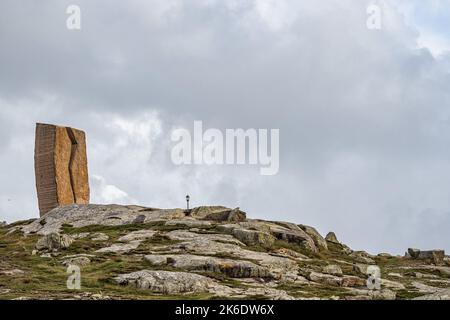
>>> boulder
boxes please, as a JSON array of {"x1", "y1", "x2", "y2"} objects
[
  {"x1": 325, "y1": 232, "x2": 339, "y2": 243},
  {"x1": 407, "y1": 248, "x2": 445, "y2": 265},
  {"x1": 444, "y1": 256, "x2": 450, "y2": 266},
  {"x1": 322, "y1": 264, "x2": 343, "y2": 276},
  {"x1": 381, "y1": 279, "x2": 405, "y2": 290},
  {"x1": 307, "y1": 271, "x2": 342, "y2": 286},
  {"x1": 35, "y1": 233, "x2": 74, "y2": 251},
  {"x1": 189, "y1": 206, "x2": 246, "y2": 222},
  {"x1": 377, "y1": 253, "x2": 392, "y2": 258},
  {"x1": 0, "y1": 221, "x2": 7, "y2": 228},
  {"x1": 231, "y1": 228, "x2": 276, "y2": 248},
  {"x1": 370, "y1": 289, "x2": 396, "y2": 300},
  {"x1": 61, "y1": 254, "x2": 93, "y2": 266},
  {"x1": 144, "y1": 254, "x2": 271, "y2": 278},
  {"x1": 269, "y1": 225, "x2": 317, "y2": 253},
  {"x1": 349, "y1": 251, "x2": 375, "y2": 264},
  {"x1": 114, "y1": 270, "x2": 219, "y2": 294},
  {"x1": 341, "y1": 275, "x2": 366, "y2": 287},
  {"x1": 408, "y1": 248, "x2": 421, "y2": 259},
  {"x1": 353, "y1": 264, "x2": 369, "y2": 276},
  {"x1": 299, "y1": 225, "x2": 328, "y2": 250},
  {"x1": 418, "y1": 250, "x2": 445, "y2": 265},
  {"x1": 34, "y1": 123, "x2": 90, "y2": 216}
]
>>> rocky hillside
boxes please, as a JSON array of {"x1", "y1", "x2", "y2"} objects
[{"x1": 0, "y1": 204, "x2": 449, "y2": 300}]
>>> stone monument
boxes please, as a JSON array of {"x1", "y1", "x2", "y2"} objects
[{"x1": 34, "y1": 123, "x2": 90, "y2": 216}]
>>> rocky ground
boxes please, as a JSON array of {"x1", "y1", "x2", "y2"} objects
[{"x1": 0, "y1": 204, "x2": 449, "y2": 300}]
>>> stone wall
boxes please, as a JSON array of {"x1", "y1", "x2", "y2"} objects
[{"x1": 34, "y1": 123, "x2": 90, "y2": 216}]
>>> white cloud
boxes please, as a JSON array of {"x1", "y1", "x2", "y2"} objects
[{"x1": 91, "y1": 175, "x2": 135, "y2": 204}]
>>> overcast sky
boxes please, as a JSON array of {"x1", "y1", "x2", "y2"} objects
[{"x1": 1, "y1": 0, "x2": 450, "y2": 255}]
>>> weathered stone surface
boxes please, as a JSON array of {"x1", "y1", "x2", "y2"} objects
[
  {"x1": 0, "y1": 221, "x2": 7, "y2": 228},
  {"x1": 20, "y1": 204, "x2": 185, "y2": 235},
  {"x1": 91, "y1": 233, "x2": 109, "y2": 241},
  {"x1": 345, "y1": 288, "x2": 396, "y2": 300},
  {"x1": 118, "y1": 230, "x2": 156, "y2": 242},
  {"x1": 8, "y1": 203, "x2": 449, "y2": 300},
  {"x1": 299, "y1": 224, "x2": 328, "y2": 251},
  {"x1": 341, "y1": 275, "x2": 366, "y2": 288},
  {"x1": 144, "y1": 254, "x2": 271, "y2": 278},
  {"x1": 353, "y1": 264, "x2": 369, "y2": 276},
  {"x1": 381, "y1": 279, "x2": 405, "y2": 290},
  {"x1": 0, "y1": 269, "x2": 25, "y2": 276},
  {"x1": 269, "y1": 224, "x2": 317, "y2": 253},
  {"x1": 272, "y1": 248, "x2": 309, "y2": 260},
  {"x1": 408, "y1": 248, "x2": 421, "y2": 258},
  {"x1": 407, "y1": 248, "x2": 445, "y2": 265},
  {"x1": 115, "y1": 270, "x2": 219, "y2": 294},
  {"x1": 322, "y1": 264, "x2": 343, "y2": 276},
  {"x1": 164, "y1": 219, "x2": 212, "y2": 228},
  {"x1": 96, "y1": 241, "x2": 141, "y2": 254},
  {"x1": 325, "y1": 232, "x2": 339, "y2": 243},
  {"x1": 307, "y1": 271, "x2": 342, "y2": 286},
  {"x1": 349, "y1": 251, "x2": 375, "y2": 264},
  {"x1": 418, "y1": 250, "x2": 445, "y2": 265},
  {"x1": 413, "y1": 291, "x2": 450, "y2": 300},
  {"x1": 231, "y1": 228, "x2": 276, "y2": 248},
  {"x1": 170, "y1": 238, "x2": 298, "y2": 276},
  {"x1": 164, "y1": 230, "x2": 244, "y2": 245},
  {"x1": 377, "y1": 253, "x2": 392, "y2": 258},
  {"x1": 61, "y1": 254, "x2": 93, "y2": 266},
  {"x1": 35, "y1": 233, "x2": 74, "y2": 251},
  {"x1": 34, "y1": 123, "x2": 90, "y2": 216},
  {"x1": 189, "y1": 206, "x2": 246, "y2": 222}
]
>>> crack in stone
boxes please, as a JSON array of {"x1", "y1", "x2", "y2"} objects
[{"x1": 66, "y1": 127, "x2": 78, "y2": 203}]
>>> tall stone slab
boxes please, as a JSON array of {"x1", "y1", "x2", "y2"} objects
[{"x1": 34, "y1": 123, "x2": 90, "y2": 216}]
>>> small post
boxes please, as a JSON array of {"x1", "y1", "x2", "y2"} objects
[{"x1": 186, "y1": 195, "x2": 190, "y2": 210}]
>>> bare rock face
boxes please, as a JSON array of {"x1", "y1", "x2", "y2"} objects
[
  {"x1": 144, "y1": 254, "x2": 272, "y2": 278},
  {"x1": 115, "y1": 270, "x2": 219, "y2": 294},
  {"x1": 322, "y1": 264, "x2": 343, "y2": 276},
  {"x1": 34, "y1": 123, "x2": 90, "y2": 216},
  {"x1": 189, "y1": 206, "x2": 246, "y2": 222},
  {"x1": 325, "y1": 232, "x2": 339, "y2": 244},
  {"x1": 299, "y1": 224, "x2": 328, "y2": 251},
  {"x1": 408, "y1": 248, "x2": 445, "y2": 265},
  {"x1": 35, "y1": 233, "x2": 74, "y2": 251}
]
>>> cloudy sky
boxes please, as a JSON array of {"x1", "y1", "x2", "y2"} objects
[{"x1": 1, "y1": 0, "x2": 449, "y2": 255}]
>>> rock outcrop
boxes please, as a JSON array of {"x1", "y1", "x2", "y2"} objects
[
  {"x1": 115, "y1": 270, "x2": 220, "y2": 294},
  {"x1": 325, "y1": 232, "x2": 339, "y2": 243},
  {"x1": 35, "y1": 233, "x2": 74, "y2": 251},
  {"x1": 34, "y1": 123, "x2": 90, "y2": 216},
  {"x1": 1, "y1": 204, "x2": 449, "y2": 300},
  {"x1": 407, "y1": 248, "x2": 445, "y2": 265}
]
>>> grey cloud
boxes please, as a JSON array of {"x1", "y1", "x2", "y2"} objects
[{"x1": 0, "y1": 0, "x2": 449, "y2": 254}]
